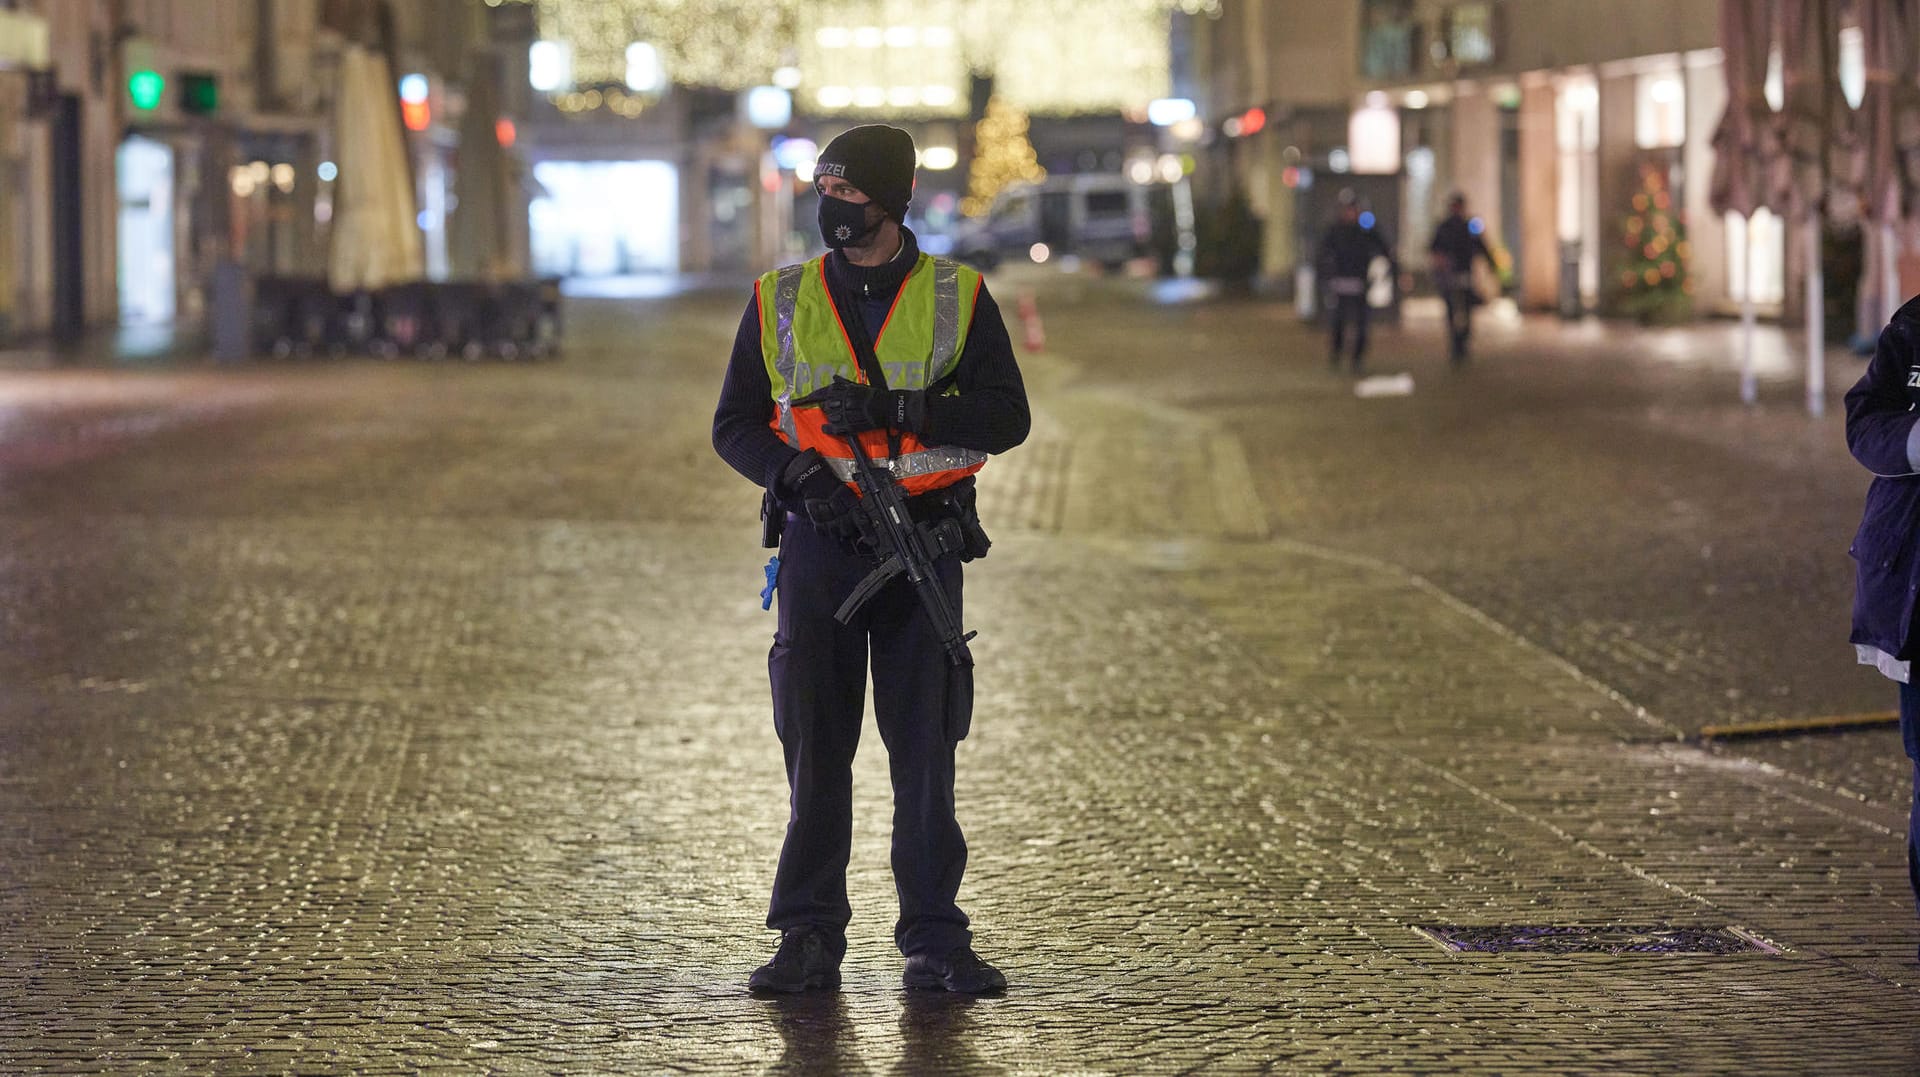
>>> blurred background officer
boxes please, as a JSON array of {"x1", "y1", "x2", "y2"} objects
[
  {"x1": 711, "y1": 124, "x2": 1030, "y2": 995},
  {"x1": 1428, "y1": 192, "x2": 1495, "y2": 365},
  {"x1": 1315, "y1": 190, "x2": 1395, "y2": 375}
]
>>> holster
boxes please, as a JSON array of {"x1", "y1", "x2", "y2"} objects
[
  {"x1": 760, "y1": 489, "x2": 785, "y2": 549},
  {"x1": 920, "y1": 480, "x2": 991, "y2": 562}
]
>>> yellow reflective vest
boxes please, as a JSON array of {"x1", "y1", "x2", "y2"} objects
[{"x1": 758, "y1": 252, "x2": 989, "y2": 495}]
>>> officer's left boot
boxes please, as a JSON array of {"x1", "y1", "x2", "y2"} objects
[{"x1": 902, "y1": 946, "x2": 1007, "y2": 994}]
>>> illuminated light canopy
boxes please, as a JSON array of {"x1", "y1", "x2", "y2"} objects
[
  {"x1": 816, "y1": 85, "x2": 853, "y2": 108},
  {"x1": 920, "y1": 145, "x2": 959, "y2": 170},
  {"x1": 773, "y1": 65, "x2": 803, "y2": 89},
  {"x1": 531, "y1": 0, "x2": 1206, "y2": 112}
]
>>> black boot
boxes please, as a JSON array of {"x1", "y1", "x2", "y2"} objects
[
  {"x1": 902, "y1": 946, "x2": 1007, "y2": 994},
  {"x1": 748, "y1": 928, "x2": 844, "y2": 994}
]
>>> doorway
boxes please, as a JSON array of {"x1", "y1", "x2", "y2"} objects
[{"x1": 117, "y1": 135, "x2": 177, "y2": 325}]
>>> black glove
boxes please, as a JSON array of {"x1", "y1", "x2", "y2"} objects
[
  {"x1": 794, "y1": 375, "x2": 925, "y2": 435},
  {"x1": 780, "y1": 449, "x2": 864, "y2": 549}
]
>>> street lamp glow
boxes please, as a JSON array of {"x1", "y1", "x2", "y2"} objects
[
  {"x1": 1405, "y1": 89, "x2": 1429, "y2": 109},
  {"x1": 773, "y1": 66, "x2": 803, "y2": 90},
  {"x1": 922, "y1": 85, "x2": 957, "y2": 107},
  {"x1": 625, "y1": 43, "x2": 663, "y2": 93},
  {"x1": 745, "y1": 86, "x2": 792, "y2": 129},
  {"x1": 317, "y1": 161, "x2": 338, "y2": 182},
  {"x1": 1147, "y1": 97, "x2": 1196, "y2": 126},
  {"x1": 816, "y1": 86, "x2": 853, "y2": 108},
  {"x1": 529, "y1": 41, "x2": 571, "y2": 93},
  {"x1": 399, "y1": 73, "x2": 429, "y2": 104},
  {"x1": 921, "y1": 146, "x2": 958, "y2": 170}
]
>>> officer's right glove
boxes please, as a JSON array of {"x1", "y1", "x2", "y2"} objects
[{"x1": 780, "y1": 449, "x2": 864, "y2": 549}]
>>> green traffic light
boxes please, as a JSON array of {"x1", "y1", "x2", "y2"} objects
[{"x1": 128, "y1": 69, "x2": 164, "y2": 111}]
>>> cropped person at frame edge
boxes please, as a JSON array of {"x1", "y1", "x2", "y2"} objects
[
  {"x1": 710, "y1": 124, "x2": 1030, "y2": 995},
  {"x1": 1844, "y1": 295, "x2": 1920, "y2": 966}
]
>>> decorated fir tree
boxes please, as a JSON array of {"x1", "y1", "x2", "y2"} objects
[
  {"x1": 1618, "y1": 164, "x2": 1693, "y2": 322},
  {"x1": 962, "y1": 96, "x2": 1047, "y2": 218}
]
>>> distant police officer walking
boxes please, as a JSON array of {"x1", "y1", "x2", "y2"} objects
[
  {"x1": 1428, "y1": 192, "x2": 1494, "y2": 364},
  {"x1": 1844, "y1": 296, "x2": 1920, "y2": 962},
  {"x1": 711, "y1": 125, "x2": 1030, "y2": 994},
  {"x1": 1315, "y1": 191, "x2": 1395, "y2": 374}
]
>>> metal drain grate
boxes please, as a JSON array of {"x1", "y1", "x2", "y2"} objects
[{"x1": 1412, "y1": 924, "x2": 1786, "y2": 955}]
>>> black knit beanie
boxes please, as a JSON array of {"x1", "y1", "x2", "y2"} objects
[{"x1": 815, "y1": 125, "x2": 917, "y2": 222}]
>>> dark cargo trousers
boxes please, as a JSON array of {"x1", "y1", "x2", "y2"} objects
[{"x1": 765, "y1": 514, "x2": 971, "y2": 957}]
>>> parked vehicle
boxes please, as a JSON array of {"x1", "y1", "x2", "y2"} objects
[{"x1": 951, "y1": 174, "x2": 1164, "y2": 271}]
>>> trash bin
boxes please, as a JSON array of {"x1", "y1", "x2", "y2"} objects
[
  {"x1": 1558, "y1": 240, "x2": 1583, "y2": 319},
  {"x1": 210, "y1": 260, "x2": 252, "y2": 362}
]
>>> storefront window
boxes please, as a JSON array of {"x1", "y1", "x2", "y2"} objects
[
  {"x1": 1444, "y1": 3, "x2": 1496, "y2": 67},
  {"x1": 1360, "y1": 0, "x2": 1416, "y2": 80}
]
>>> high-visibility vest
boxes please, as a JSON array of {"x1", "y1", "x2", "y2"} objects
[{"x1": 759, "y1": 252, "x2": 989, "y2": 496}]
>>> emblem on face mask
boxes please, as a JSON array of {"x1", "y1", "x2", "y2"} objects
[{"x1": 835, "y1": 224, "x2": 853, "y2": 240}]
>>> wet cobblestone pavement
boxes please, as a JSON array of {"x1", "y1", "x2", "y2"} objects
[{"x1": 3, "y1": 285, "x2": 1919, "y2": 1073}]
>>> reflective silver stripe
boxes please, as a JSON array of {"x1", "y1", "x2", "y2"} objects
[
  {"x1": 772, "y1": 264, "x2": 806, "y2": 444},
  {"x1": 928, "y1": 259, "x2": 962, "y2": 386},
  {"x1": 825, "y1": 445, "x2": 988, "y2": 482}
]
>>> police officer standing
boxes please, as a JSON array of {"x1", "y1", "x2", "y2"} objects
[
  {"x1": 711, "y1": 125, "x2": 1029, "y2": 995},
  {"x1": 1315, "y1": 191, "x2": 1395, "y2": 374},
  {"x1": 1428, "y1": 192, "x2": 1495, "y2": 364}
]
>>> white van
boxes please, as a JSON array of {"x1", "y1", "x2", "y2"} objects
[{"x1": 950, "y1": 174, "x2": 1160, "y2": 271}]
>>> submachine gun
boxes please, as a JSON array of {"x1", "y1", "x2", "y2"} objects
[
  {"x1": 833, "y1": 428, "x2": 977, "y2": 739},
  {"x1": 832, "y1": 431, "x2": 973, "y2": 651}
]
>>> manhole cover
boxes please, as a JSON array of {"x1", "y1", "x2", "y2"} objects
[{"x1": 1412, "y1": 924, "x2": 1786, "y2": 955}]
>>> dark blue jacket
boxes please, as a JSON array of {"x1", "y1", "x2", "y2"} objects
[{"x1": 1845, "y1": 296, "x2": 1920, "y2": 657}]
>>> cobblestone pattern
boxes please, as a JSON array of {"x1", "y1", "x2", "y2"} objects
[
  {"x1": 1024, "y1": 280, "x2": 1910, "y2": 815},
  {"x1": 0, "y1": 289, "x2": 1917, "y2": 1073}
]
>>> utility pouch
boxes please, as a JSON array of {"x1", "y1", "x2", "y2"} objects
[
  {"x1": 760, "y1": 489, "x2": 785, "y2": 549},
  {"x1": 948, "y1": 483, "x2": 991, "y2": 562}
]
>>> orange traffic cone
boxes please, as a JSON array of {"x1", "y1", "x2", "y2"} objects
[{"x1": 1016, "y1": 292, "x2": 1046, "y2": 353}]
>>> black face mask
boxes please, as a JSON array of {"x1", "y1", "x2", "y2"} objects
[{"x1": 818, "y1": 195, "x2": 881, "y2": 249}]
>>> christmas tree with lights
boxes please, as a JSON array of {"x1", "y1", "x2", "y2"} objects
[
  {"x1": 1618, "y1": 163, "x2": 1692, "y2": 322},
  {"x1": 962, "y1": 96, "x2": 1047, "y2": 217}
]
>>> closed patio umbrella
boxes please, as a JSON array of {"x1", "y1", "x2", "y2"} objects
[
  {"x1": 327, "y1": 44, "x2": 423, "y2": 293},
  {"x1": 1772, "y1": 0, "x2": 1848, "y2": 415},
  {"x1": 1856, "y1": 0, "x2": 1920, "y2": 330},
  {"x1": 1711, "y1": 0, "x2": 1776, "y2": 404}
]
